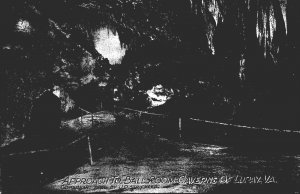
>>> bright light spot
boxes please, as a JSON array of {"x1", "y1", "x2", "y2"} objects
[
  {"x1": 2, "y1": 45, "x2": 11, "y2": 50},
  {"x1": 208, "y1": 0, "x2": 220, "y2": 25},
  {"x1": 81, "y1": 52, "x2": 95, "y2": 73},
  {"x1": 98, "y1": 82, "x2": 108, "y2": 87},
  {"x1": 53, "y1": 86, "x2": 60, "y2": 97},
  {"x1": 239, "y1": 58, "x2": 246, "y2": 81},
  {"x1": 146, "y1": 85, "x2": 173, "y2": 107},
  {"x1": 16, "y1": 19, "x2": 32, "y2": 33},
  {"x1": 279, "y1": 0, "x2": 287, "y2": 34},
  {"x1": 94, "y1": 28, "x2": 126, "y2": 65},
  {"x1": 80, "y1": 74, "x2": 96, "y2": 84},
  {"x1": 269, "y1": 5, "x2": 276, "y2": 40}
]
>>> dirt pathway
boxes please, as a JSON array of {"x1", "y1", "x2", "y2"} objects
[{"x1": 45, "y1": 142, "x2": 300, "y2": 193}]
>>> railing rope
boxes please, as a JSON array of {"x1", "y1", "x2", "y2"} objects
[
  {"x1": 188, "y1": 118, "x2": 300, "y2": 134},
  {"x1": 8, "y1": 106, "x2": 298, "y2": 160},
  {"x1": 116, "y1": 106, "x2": 300, "y2": 135},
  {"x1": 7, "y1": 106, "x2": 98, "y2": 163},
  {"x1": 78, "y1": 107, "x2": 91, "y2": 114},
  {"x1": 117, "y1": 106, "x2": 182, "y2": 138},
  {"x1": 117, "y1": 106, "x2": 167, "y2": 117},
  {"x1": 8, "y1": 135, "x2": 87, "y2": 157}
]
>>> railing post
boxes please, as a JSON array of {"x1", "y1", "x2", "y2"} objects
[
  {"x1": 179, "y1": 117, "x2": 182, "y2": 139},
  {"x1": 87, "y1": 135, "x2": 93, "y2": 165}
]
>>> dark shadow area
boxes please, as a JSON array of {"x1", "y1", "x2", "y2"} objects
[
  {"x1": 26, "y1": 91, "x2": 61, "y2": 143},
  {"x1": 1, "y1": 136, "x2": 89, "y2": 194},
  {"x1": 1, "y1": 91, "x2": 91, "y2": 194}
]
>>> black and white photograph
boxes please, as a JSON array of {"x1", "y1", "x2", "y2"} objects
[{"x1": 0, "y1": 0, "x2": 299, "y2": 193}]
